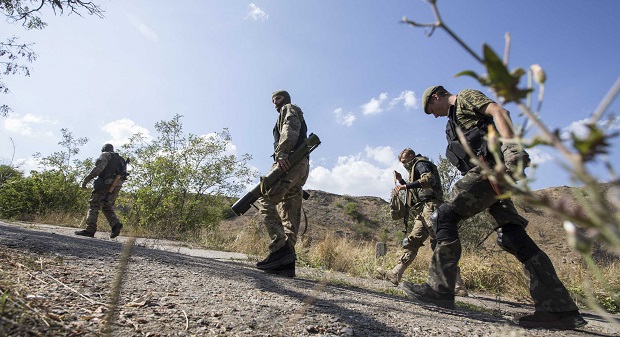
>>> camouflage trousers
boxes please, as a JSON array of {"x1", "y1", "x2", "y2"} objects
[
  {"x1": 399, "y1": 199, "x2": 441, "y2": 264},
  {"x1": 84, "y1": 184, "x2": 122, "y2": 233},
  {"x1": 428, "y1": 167, "x2": 577, "y2": 312},
  {"x1": 256, "y1": 157, "x2": 309, "y2": 252}
]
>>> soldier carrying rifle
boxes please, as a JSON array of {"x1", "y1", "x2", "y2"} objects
[{"x1": 253, "y1": 90, "x2": 310, "y2": 277}]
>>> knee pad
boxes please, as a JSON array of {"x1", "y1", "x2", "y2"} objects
[
  {"x1": 433, "y1": 204, "x2": 462, "y2": 242},
  {"x1": 496, "y1": 224, "x2": 541, "y2": 262}
]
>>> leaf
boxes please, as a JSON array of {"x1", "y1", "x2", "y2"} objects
[
  {"x1": 571, "y1": 124, "x2": 618, "y2": 162},
  {"x1": 482, "y1": 44, "x2": 531, "y2": 102}
]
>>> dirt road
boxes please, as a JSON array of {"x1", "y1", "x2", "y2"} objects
[{"x1": 1, "y1": 221, "x2": 618, "y2": 336}]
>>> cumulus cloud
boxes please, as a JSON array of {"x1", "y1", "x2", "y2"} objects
[
  {"x1": 126, "y1": 13, "x2": 159, "y2": 43},
  {"x1": 305, "y1": 146, "x2": 401, "y2": 200},
  {"x1": 561, "y1": 117, "x2": 620, "y2": 140},
  {"x1": 102, "y1": 118, "x2": 152, "y2": 146},
  {"x1": 527, "y1": 147, "x2": 554, "y2": 164},
  {"x1": 361, "y1": 93, "x2": 388, "y2": 115},
  {"x1": 388, "y1": 90, "x2": 418, "y2": 110},
  {"x1": 245, "y1": 4, "x2": 268, "y2": 21},
  {"x1": 3, "y1": 113, "x2": 58, "y2": 136},
  {"x1": 333, "y1": 108, "x2": 356, "y2": 127}
]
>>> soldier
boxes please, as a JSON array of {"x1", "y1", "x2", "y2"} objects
[
  {"x1": 378, "y1": 148, "x2": 468, "y2": 297},
  {"x1": 75, "y1": 143, "x2": 126, "y2": 239},
  {"x1": 255, "y1": 90, "x2": 310, "y2": 277},
  {"x1": 400, "y1": 85, "x2": 586, "y2": 330}
]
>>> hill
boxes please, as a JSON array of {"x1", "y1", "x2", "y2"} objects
[{"x1": 221, "y1": 184, "x2": 619, "y2": 264}]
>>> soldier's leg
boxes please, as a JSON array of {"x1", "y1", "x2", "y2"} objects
[
  {"x1": 402, "y1": 170, "x2": 497, "y2": 308},
  {"x1": 256, "y1": 159, "x2": 308, "y2": 271},
  {"x1": 489, "y1": 199, "x2": 585, "y2": 329},
  {"x1": 81, "y1": 190, "x2": 106, "y2": 234},
  {"x1": 101, "y1": 185, "x2": 123, "y2": 238},
  {"x1": 101, "y1": 185, "x2": 122, "y2": 227},
  {"x1": 378, "y1": 216, "x2": 428, "y2": 286},
  {"x1": 276, "y1": 185, "x2": 303, "y2": 249}
]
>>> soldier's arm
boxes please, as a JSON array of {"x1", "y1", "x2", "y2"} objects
[
  {"x1": 274, "y1": 104, "x2": 302, "y2": 161},
  {"x1": 478, "y1": 102, "x2": 516, "y2": 139},
  {"x1": 83, "y1": 153, "x2": 111, "y2": 183},
  {"x1": 405, "y1": 162, "x2": 435, "y2": 189}
]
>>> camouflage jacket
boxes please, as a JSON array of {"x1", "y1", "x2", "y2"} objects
[{"x1": 273, "y1": 103, "x2": 307, "y2": 161}]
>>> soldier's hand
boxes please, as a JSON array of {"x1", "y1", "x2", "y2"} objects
[
  {"x1": 502, "y1": 143, "x2": 530, "y2": 180},
  {"x1": 277, "y1": 158, "x2": 290, "y2": 171},
  {"x1": 392, "y1": 184, "x2": 405, "y2": 196}
]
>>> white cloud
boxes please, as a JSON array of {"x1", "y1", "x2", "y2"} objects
[
  {"x1": 305, "y1": 146, "x2": 402, "y2": 200},
  {"x1": 388, "y1": 90, "x2": 418, "y2": 110},
  {"x1": 527, "y1": 147, "x2": 553, "y2": 164},
  {"x1": 102, "y1": 118, "x2": 152, "y2": 146},
  {"x1": 365, "y1": 145, "x2": 396, "y2": 166},
  {"x1": 14, "y1": 156, "x2": 41, "y2": 174},
  {"x1": 126, "y1": 13, "x2": 159, "y2": 43},
  {"x1": 361, "y1": 93, "x2": 388, "y2": 115},
  {"x1": 245, "y1": 4, "x2": 269, "y2": 21},
  {"x1": 3, "y1": 113, "x2": 58, "y2": 136},
  {"x1": 561, "y1": 117, "x2": 620, "y2": 140},
  {"x1": 333, "y1": 108, "x2": 356, "y2": 127}
]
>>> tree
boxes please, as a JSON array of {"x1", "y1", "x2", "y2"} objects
[
  {"x1": 121, "y1": 114, "x2": 257, "y2": 237},
  {"x1": 0, "y1": 0, "x2": 104, "y2": 116}
]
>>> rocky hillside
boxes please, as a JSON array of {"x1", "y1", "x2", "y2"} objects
[{"x1": 221, "y1": 183, "x2": 619, "y2": 263}]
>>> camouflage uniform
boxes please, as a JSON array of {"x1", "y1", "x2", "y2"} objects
[
  {"x1": 405, "y1": 89, "x2": 580, "y2": 321},
  {"x1": 79, "y1": 150, "x2": 124, "y2": 235},
  {"x1": 379, "y1": 155, "x2": 467, "y2": 295},
  {"x1": 257, "y1": 92, "x2": 309, "y2": 254}
]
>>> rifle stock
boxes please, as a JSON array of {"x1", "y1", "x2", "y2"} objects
[{"x1": 231, "y1": 133, "x2": 321, "y2": 216}]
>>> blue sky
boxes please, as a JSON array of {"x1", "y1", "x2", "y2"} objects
[{"x1": 2, "y1": 0, "x2": 619, "y2": 201}]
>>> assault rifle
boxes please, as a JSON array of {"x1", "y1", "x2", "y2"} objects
[
  {"x1": 231, "y1": 133, "x2": 321, "y2": 216},
  {"x1": 102, "y1": 158, "x2": 130, "y2": 204}
]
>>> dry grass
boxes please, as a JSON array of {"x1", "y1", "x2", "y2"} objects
[{"x1": 220, "y1": 229, "x2": 620, "y2": 313}]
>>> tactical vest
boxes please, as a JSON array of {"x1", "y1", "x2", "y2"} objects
[
  {"x1": 273, "y1": 110, "x2": 308, "y2": 154},
  {"x1": 445, "y1": 105, "x2": 495, "y2": 174},
  {"x1": 99, "y1": 152, "x2": 125, "y2": 181},
  {"x1": 408, "y1": 157, "x2": 444, "y2": 205}
]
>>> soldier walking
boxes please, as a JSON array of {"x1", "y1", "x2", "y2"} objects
[
  {"x1": 255, "y1": 90, "x2": 310, "y2": 277},
  {"x1": 378, "y1": 148, "x2": 467, "y2": 296},
  {"x1": 400, "y1": 85, "x2": 586, "y2": 330},
  {"x1": 75, "y1": 143, "x2": 126, "y2": 239}
]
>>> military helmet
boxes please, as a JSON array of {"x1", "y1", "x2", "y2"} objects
[
  {"x1": 422, "y1": 85, "x2": 444, "y2": 114},
  {"x1": 101, "y1": 143, "x2": 114, "y2": 152}
]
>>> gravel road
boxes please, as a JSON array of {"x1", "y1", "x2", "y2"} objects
[{"x1": 1, "y1": 221, "x2": 618, "y2": 337}]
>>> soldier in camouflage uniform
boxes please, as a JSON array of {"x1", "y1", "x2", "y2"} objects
[
  {"x1": 255, "y1": 90, "x2": 309, "y2": 277},
  {"x1": 75, "y1": 143, "x2": 125, "y2": 239},
  {"x1": 400, "y1": 86, "x2": 586, "y2": 330},
  {"x1": 377, "y1": 148, "x2": 468, "y2": 297}
]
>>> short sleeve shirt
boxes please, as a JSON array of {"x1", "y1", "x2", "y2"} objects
[{"x1": 454, "y1": 89, "x2": 495, "y2": 130}]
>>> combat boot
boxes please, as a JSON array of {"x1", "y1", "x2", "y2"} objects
[
  {"x1": 256, "y1": 244, "x2": 296, "y2": 270},
  {"x1": 265, "y1": 262, "x2": 295, "y2": 278},
  {"x1": 518, "y1": 310, "x2": 587, "y2": 329},
  {"x1": 75, "y1": 229, "x2": 95, "y2": 237},
  {"x1": 376, "y1": 260, "x2": 411, "y2": 286},
  {"x1": 110, "y1": 222, "x2": 123, "y2": 239},
  {"x1": 400, "y1": 282, "x2": 455, "y2": 309},
  {"x1": 454, "y1": 266, "x2": 468, "y2": 297}
]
